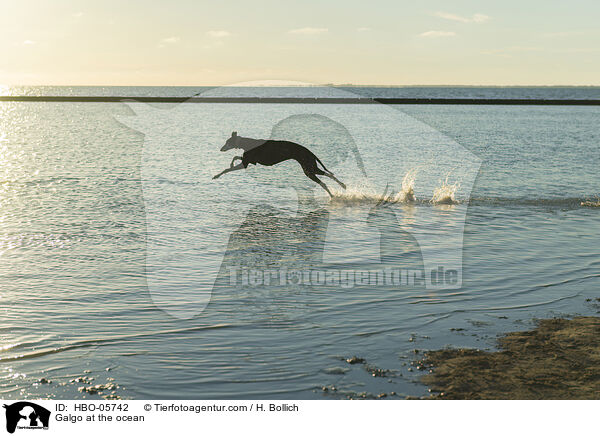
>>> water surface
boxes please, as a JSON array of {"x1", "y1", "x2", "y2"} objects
[{"x1": 0, "y1": 87, "x2": 598, "y2": 399}]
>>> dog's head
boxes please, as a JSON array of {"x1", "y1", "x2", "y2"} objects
[{"x1": 220, "y1": 131, "x2": 240, "y2": 151}]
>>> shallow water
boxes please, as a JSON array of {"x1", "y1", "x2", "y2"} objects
[{"x1": 0, "y1": 87, "x2": 598, "y2": 399}]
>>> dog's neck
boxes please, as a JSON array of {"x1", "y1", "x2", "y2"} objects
[{"x1": 236, "y1": 136, "x2": 266, "y2": 151}]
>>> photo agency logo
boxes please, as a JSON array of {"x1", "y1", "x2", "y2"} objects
[
  {"x1": 115, "y1": 81, "x2": 481, "y2": 319},
  {"x1": 3, "y1": 402, "x2": 50, "y2": 433}
]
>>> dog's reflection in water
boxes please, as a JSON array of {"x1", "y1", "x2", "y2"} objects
[
  {"x1": 214, "y1": 202, "x2": 423, "y2": 283},
  {"x1": 220, "y1": 205, "x2": 330, "y2": 271}
]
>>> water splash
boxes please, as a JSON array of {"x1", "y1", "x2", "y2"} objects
[
  {"x1": 330, "y1": 168, "x2": 420, "y2": 205},
  {"x1": 431, "y1": 175, "x2": 460, "y2": 205},
  {"x1": 329, "y1": 184, "x2": 387, "y2": 205},
  {"x1": 394, "y1": 168, "x2": 418, "y2": 203}
]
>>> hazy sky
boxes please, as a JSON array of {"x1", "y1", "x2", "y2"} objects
[{"x1": 1, "y1": 0, "x2": 599, "y2": 85}]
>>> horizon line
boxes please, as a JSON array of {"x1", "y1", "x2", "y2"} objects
[
  {"x1": 2, "y1": 96, "x2": 599, "y2": 105},
  {"x1": 2, "y1": 83, "x2": 600, "y2": 88}
]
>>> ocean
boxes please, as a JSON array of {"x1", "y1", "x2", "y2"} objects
[{"x1": 0, "y1": 86, "x2": 598, "y2": 399}]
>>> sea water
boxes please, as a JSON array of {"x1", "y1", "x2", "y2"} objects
[{"x1": 0, "y1": 87, "x2": 598, "y2": 399}]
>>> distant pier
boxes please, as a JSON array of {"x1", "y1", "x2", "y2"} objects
[{"x1": 1, "y1": 96, "x2": 600, "y2": 105}]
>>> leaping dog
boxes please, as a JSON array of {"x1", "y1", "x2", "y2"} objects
[{"x1": 212, "y1": 131, "x2": 346, "y2": 197}]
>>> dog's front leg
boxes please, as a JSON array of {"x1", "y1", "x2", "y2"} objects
[
  {"x1": 230, "y1": 156, "x2": 243, "y2": 168},
  {"x1": 213, "y1": 162, "x2": 245, "y2": 179}
]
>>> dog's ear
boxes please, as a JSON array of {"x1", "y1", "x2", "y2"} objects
[{"x1": 232, "y1": 131, "x2": 237, "y2": 137}]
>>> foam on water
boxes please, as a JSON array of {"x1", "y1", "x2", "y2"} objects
[{"x1": 329, "y1": 187, "x2": 386, "y2": 206}]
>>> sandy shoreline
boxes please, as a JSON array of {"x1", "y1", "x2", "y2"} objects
[{"x1": 419, "y1": 316, "x2": 600, "y2": 399}]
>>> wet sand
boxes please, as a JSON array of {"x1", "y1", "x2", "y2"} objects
[{"x1": 419, "y1": 316, "x2": 600, "y2": 399}]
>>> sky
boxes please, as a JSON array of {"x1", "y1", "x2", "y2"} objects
[{"x1": 0, "y1": 0, "x2": 599, "y2": 86}]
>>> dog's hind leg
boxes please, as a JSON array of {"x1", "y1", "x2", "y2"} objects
[
  {"x1": 304, "y1": 171, "x2": 333, "y2": 197},
  {"x1": 323, "y1": 172, "x2": 346, "y2": 190},
  {"x1": 315, "y1": 168, "x2": 346, "y2": 190}
]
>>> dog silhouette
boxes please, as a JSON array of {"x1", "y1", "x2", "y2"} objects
[{"x1": 213, "y1": 132, "x2": 346, "y2": 197}]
